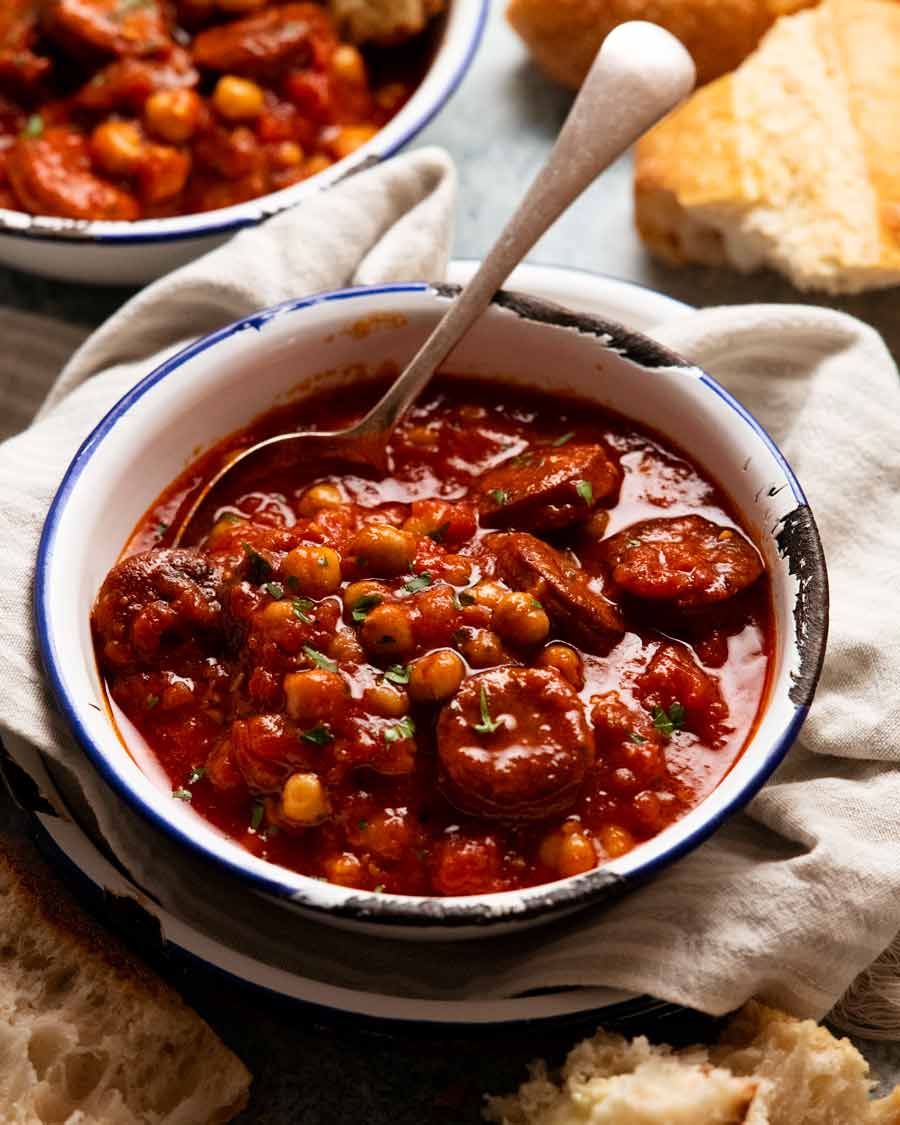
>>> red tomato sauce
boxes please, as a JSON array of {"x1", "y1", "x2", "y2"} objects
[
  {"x1": 0, "y1": 1, "x2": 437, "y2": 220},
  {"x1": 92, "y1": 376, "x2": 773, "y2": 896}
]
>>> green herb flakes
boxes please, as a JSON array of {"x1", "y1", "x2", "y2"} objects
[
  {"x1": 291, "y1": 597, "x2": 314, "y2": 623},
  {"x1": 145, "y1": 694, "x2": 160, "y2": 710},
  {"x1": 626, "y1": 538, "x2": 642, "y2": 549},
  {"x1": 303, "y1": 645, "x2": 338, "y2": 673},
  {"x1": 384, "y1": 664, "x2": 410, "y2": 685},
  {"x1": 241, "y1": 541, "x2": 272, "y2": 584},
  {"x1": 22, "y1": 114, "x2": 43, "y2": 139},
  {"x1": 552, "y1": 432, "x2": 575, "y2": 447},
  {"x1": 250, "y1": 801, "x2": 265, "y2": 832},
  {"x1": 473, "y1": 685, "x2": 502, "y2": 734},
  {"x1": 301, "y1": 724, "x2": 333, "y2": 746},
  {"x1": 172, "y1": 788, "x2": 192, "y2": 802},
  {"x1": 357, "y1": 818, "x2": 369, "y2": 831},
  {"x1": 351, "y1": 593, "x2": 382, "y2": 622},
  {"x1": 187, "y1": 766, "x2": 206, "y2": 784},
  {"x1": 373, "y1": 883, "x2": 385, "y2": 893},
  {"x1": 627, "y1": 731, "x2": 648, "y2": 744},
  {"x1": 384, "y1": 716, "x2": 415, "y2": 742},
  {"x1": 490, "y1": 489, "x2": 509, "y2": 505},
  {"x1": 653, "y1": 701, "x2": 686, "y2": 740},
  {"x1": 575, "y1": 479, "x2": 593, "y2": 506},
  {"x1": 264, "y1": 581, "x2": 284, "y2": 600},
  {"x1": 402, "y1": 572, "x2": 433, "y2": 595}
]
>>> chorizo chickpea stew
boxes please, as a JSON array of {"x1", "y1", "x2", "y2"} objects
[
  {"x1": 39, "y1": 284, "x2": 826, "y2": 927},
  {"x1": 0, "y1": 0, "x2": 447, "y2": 222}
]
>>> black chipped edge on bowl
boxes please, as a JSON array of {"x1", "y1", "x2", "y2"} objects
[{"x1": 34, "y1": 281, "x2": 829, "y2": 930}]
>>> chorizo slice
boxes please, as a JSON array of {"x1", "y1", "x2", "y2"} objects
[
  {"x1": 75, "y1": 47, "x2": 198, "y2": 114},
  {"x1": 7, "y1": 128, "x2": 140, "y2": 220},
  {"x1": 436, "y1": 667, "x2": 594, "y2": 821},
  {"x1": 601, "y1": 515, "x2": 763, "y2": 609},
  {"x1": 92, "y1": 548, "x2": 224, "y2": 669},
  {"x1": 492, "y1": 532, "x2": 624, "y2": 653},
  {"x1": 192, "y1": 3, "x2": 337, "y2": 77},
  {"x1": 637, "y1": 642, "x2": 729, "y2": 744},
  {"x1": 42, "y1": 0, "x2": 171, "y2": 58},
  {"x1": 477, "y1": 444, "x2": 620, "y2": 532},
  {"x1": 0, "y1": 1, "x2": 51, "y2": 90}
]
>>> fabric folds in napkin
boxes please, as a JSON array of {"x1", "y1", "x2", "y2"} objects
[{"x1": 1, "y1": 146, "x2": 900, "y2": 1034}]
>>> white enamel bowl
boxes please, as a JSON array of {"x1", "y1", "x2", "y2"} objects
[
  {"x1": 0, "y1": 0, "x2": 486, "y2": 286},
  {"x1": 36, "y1": 283, "x2": 828, "y2": 940}
]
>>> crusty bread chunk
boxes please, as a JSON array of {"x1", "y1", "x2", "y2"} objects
[
  {"x1": 329, "y1": 0, "x2": 445, "y2": 46},
  {"x1": 634, "y1": 0, "x2": 900, "y2": 294},
  {"x1": 505, "y1": 0, "x2": 814, "y2": 90},
  {"x1": 485, "y1": 1000, "x2": 900, "y2": 1124},
  {"x1": 484, "y1": 1032, "x2": 765, "y2": 1124},
  {"x1": 0, "y1": 838, "x2": 250, "y2": 1124}
]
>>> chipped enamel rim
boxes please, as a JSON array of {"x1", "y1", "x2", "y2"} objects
[
  {"x1": 0, "y1": 0, "x2": 487, "y2": 245},
  {"x1": 35, "y1": 282, "x2": 828, "y2": 932}
]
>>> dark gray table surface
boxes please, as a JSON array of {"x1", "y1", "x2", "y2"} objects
[{"x1": 2, "y1": 4, "x2": 898, "y2": 1120}]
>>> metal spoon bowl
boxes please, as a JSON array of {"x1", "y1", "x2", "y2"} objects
[{"x1": 171, "y1": 22, "x2": 695, "y2": 545}]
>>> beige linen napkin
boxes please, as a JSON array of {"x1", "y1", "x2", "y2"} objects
[{"x1": 1, "y1": 146, "x2": 900, "y2": 1034}]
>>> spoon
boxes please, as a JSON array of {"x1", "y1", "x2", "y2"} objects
[{"x1": 172, "y1": 22, "x2": 695, "y2": 545}]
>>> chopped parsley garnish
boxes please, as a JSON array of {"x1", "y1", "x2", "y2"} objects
[
  {"x1": 154, "y1": 521, "x2": 168, "y2": 541},
  {"x1": 145, "y1": 694, "x2": 160, "y2": 710},
  {"x1": 627, "y1": 731, "x2": 648, "y2": 744},
  {"x1": 653, "y1": 701, "x2": 686, "y2": 740},
  {"x1": 530, "y1": 597, "x2": 543, "y2": 610},
  {"x1": 241, "y1": 541, "x2": 272, "y2": 583},
  {"x1": 351, "y1": 593, "x2": 382, "y2": 622},
  {"x1": 402, "y1": 572, "x2": 433, "y2": 595},
  {"x1": 303, "y1": 645, "x2": 338, "y2": 673},
  {"x1": 373, "y1": 883, "x2": 386, "y2": 893},
  {"x1": 172, "y1": 788, "x2": 192, "y2": 801},
  {"x1": 575, "y1": 479, "x2": 593, "y2": 506},
  {"x1": 473, "y1": 685, "x2": 502, "y2": 734},
  {"x1": 250, "y1": 801, "x2": 265, "y2": 832},
  {"x1": 357, "y1": 818, "x2": 369, "y2": 831},
  {"x1": 286, "y1": 574, "x2": 300, "y2": 591},
  {"x1": 384, "y1": 716, "x2": 415, "y2": 742},
  {"x1": 626, "y1": 538, "x2": 642, "y2": 549},
  {"x1": 291, "y1": 596, "x2": 314, "y2": 623},
  {"x1": 187, "y1": 766, "x2": 206, "y2": 784},
  {"x1": 384, "y1": 664, "x2": 410, "y2": 685},
  {"x1": 301, "y1": 724, "x2": 334, "y2": 745},
  {"x1": 264, "y1": 581, "x2": 284, "y2": 600},
  {"x1": 317, "y1": 554, "x2": 329, "y2": 568},
  {"x1": 427, "y1": 522, "x2": 450, "y2": 543},
  {"x1": 511, "y1": 453, "x2": 535, "y2": 468},
  {"x1": 22, "y1": 114, "x2": 43, "y2": 139},
  {"x1": 552, "y1": 432, "x2": 575, "y2": 447},
  {"x1": 490, "y1": 489, "x2": 509, "y2": 505}
]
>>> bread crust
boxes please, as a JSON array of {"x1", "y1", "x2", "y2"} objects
[
  {"x1": 633, "y1": 0, "x2": 900, "y2": 294},
  {"x1": 505, "y1": 0, "x2": 814, "y2": 89},
  {"x1": 0, "y1": 835, "x2": 251, "y2": 1124}
]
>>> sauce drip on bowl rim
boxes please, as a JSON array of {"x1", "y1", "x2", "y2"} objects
[{"x1": 91, "y1": 375, "x2": 773, "y2": 897}]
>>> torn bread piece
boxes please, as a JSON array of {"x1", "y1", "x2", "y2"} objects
[
  {"x1": 0, "y1": 837, "x2": 251, "y2": 1125},
  {"x1": 634, "y1": 0, "x2": 900, "y2": 294},
  {"x1": 485, "y1": 1000, "x2": 900, "y2": 1124}
]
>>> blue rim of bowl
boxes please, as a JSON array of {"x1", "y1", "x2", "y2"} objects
[
  {"x1": 0, "y1": 0, "x2": 488, "y2": 246},
  {"x1": 34, "y1": 281, "x2": 828, "y2": 928}
]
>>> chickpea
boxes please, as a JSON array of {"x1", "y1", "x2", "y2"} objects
[
  {"x1": 538, "y1": 642, "x2": 584, "y2": 689},
  {"x1": 438, "y1": 554, "x2": 472, "y2": 586},
  {"x1": 213, "y1": 75, "x2": 265, "y2": 121},
  {"x1": 272, "y1": 140, "x2": 304, "y2": 168},
  {"x1": 144, "y1": 88, "x2": 201, "y2": 144},
  {"x1": 456, "y1": 627, "x2": 504, "y2": 668},
  {"x1": 328, "y1": 124, "x2": 378, "y2": 160},
  {"x1": 350, "y1": 524, "x2": 416, "y2": 577},
  {"x1": 600, "y1": 824, "x2": 635, "y2": 858},
  {"x1": 92, "y1": 120, "x2": 144, "y2": 176},
  {"x1": 408, "y1": 650, "x2": 465, "y2": 703},
  {"x1": 283, "y1": 668, "x2": 345, "y2": 723},
  {"x1": 329, "y1": 631, "x2": 365, "y2": 664},
  {"x1": 256, "y1": 600, "x2": 296, "y2": 629},
  {"x1": 343, "y1": 579, "x2": 390, "y2": 616},
  {"x1": 330, "y1": 44, "x2": 367, "y2": 86},
  {"x1": 324, "y1": 851, "x2": 364, "y2": 887},
  {"x1": 283, "y1": 545, "x2": 342, "y2": 597},
  {"x1": 359, "y1": 603, "x2": 415, "y2": 659},
  {"x1": 303, "y1": 153, "x2": 332, "y2": 179},
  {"x1": 493, "y1": 591, "x2": 550, "y2": 648},
  {"x1": 297, "y1": 482, "x2": 342, "y2": 516},
  {"x1": 364, "y1": 683, "x2": 410, "y2": 718},
  {"x1": 539, "y1": 823, "x2": 597, "y2": 877},
  {"x1": 281, "y1": 772, "x2": 330, "y2": 826},
  {"x1": 470, "y1": 580, "x2": 506, "y2": 611},
  {"x1": 206, "y1": 512, "x2": 246, "y2": 545}
]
